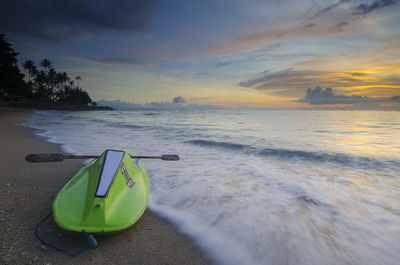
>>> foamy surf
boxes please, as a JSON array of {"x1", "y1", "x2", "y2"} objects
[{"x1": 22, "y1": 109, "x2": 400, "y2": 265}]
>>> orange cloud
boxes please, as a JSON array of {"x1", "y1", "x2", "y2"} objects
[{"x1": 239, "y1": 67, "x2": 400, "y2": 99}]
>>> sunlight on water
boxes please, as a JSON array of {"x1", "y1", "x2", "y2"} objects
[{"x1": 22, "y1": 109, "x2": 400, "y2": 265}]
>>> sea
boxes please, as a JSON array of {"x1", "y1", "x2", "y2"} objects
[{"x1": 22, "y1": 109, "x2": 400, "y2": 265}]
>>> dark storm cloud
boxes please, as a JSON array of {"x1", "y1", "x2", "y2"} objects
[
  {"x1": 338, "y1": 0, "x2": 399, "y2": 28},
  {"x1": 172, "y1": 96, "x2": 186, "y2": 104},
  {"x1": 95, "y1": 57, "x2": 152, "y2": 67},
  {"x1": 310, "y1": 0, "x2": 399, "y2": 30},
  {"x1": 216, "y1": 61, "x2": 235, "y2": 67},
  {"x1": 216, "y1": 59, "x2": 249, "y2": 67},
  {"x1": 391, "y1": 95, "x2": 400, "y2": 101},
  {"x1": 63, "y1": 55, "x2": 152, "y2": 67},
  {"x1": 299, "y1": 87, "x2": 400, "y2": 105},
  {"x1": 300, "y1": 87, "x2": 363, "y2": 105},
  {"x1": 312, "y1": 0, "x2": 399, "y2": 19},
  {"x1": 312, "y1": 0, "x2": 350, "y2": 18},
  {"x1": 350, "y1": 72, "x2": 366, "y2": 76},
  {"x1": 0, "y1": 0, "x2": 158, "y2": 40},
  {"x1": 351, "y1": 0, "x2": 399, "y2": 17},
  {"x1": 336, "y1": 21, "x2": 349, "y2": 28}
]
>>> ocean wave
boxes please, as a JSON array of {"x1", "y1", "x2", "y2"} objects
[
  {"x1": 88, "y1": 118, "x2": 106, "y2": 123},
  {"x1": 185, "y1": 140, "x2": 251, "y2": 150},
  {"x1": 259, "y1": 148, "x2": 352, "y2": 162},
  {"x1": 257, "y1": 148, "x2": 400, "y2": 169},
  {"x1": 109, "y1": 122, "x2": 143, "y2": 129},
  {"x1": 186, "y1": 139, "x2": 400, "y2": 169},
  {"x1": 34, "y1": 110, "x2": 74, "y2": 119}
]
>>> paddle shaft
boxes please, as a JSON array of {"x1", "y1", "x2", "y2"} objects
[
  {"x1": 64, "y1": 155, "x2": 163, "y2": 160},
  {"x1": 25, "y1": 153, "x2": 179, "y2": 162}
]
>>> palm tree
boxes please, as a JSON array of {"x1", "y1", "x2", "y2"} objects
[
  {"x1": 75, "y1": 76, "x2": 81, "y2": 89},
  {"x1": 45, "y1": 68, "x2": 57, "y2": 100},
  {"x1": 33, "y1": 70, "x2": 47, "y2": 98},
  {"x1": 22, "y1": 59, "x2": 36, "y2": 82},
  {"x1": 55, "y1": 72, "x2": 64, "y2": 101},
  {"x1": 39, "y1": 58, "x2": 52, "y2": 73},
  {"x1": 56, "y1": 72, "x2": 63, "y2": 88},
  {"x1": 61, "y1": 72, "x2": 69, "y2": 87}
]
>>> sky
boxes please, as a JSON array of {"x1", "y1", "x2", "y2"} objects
[{"x1": 1, "y1": 0, "x2": 400, "y2": 109}]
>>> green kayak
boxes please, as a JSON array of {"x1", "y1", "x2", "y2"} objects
[{"x1": 52, "y1": 149, "x2": 150, "y2": 234}]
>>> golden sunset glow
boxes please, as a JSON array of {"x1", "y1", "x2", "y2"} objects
[{"x1": 2, "y1": 0, "x2": 399, "y2": 110}]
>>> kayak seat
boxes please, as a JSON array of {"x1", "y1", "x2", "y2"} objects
[{"x1": 95, "y1": 150, "x2": 125, "y2": 197}]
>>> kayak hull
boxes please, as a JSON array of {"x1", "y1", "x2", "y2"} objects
[{"x1": 52, "y1": 150, "x2": 150, "y2": 233}]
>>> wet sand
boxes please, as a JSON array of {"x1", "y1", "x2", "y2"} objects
[{"x1": 0, "y1": 107, "x2": 211, "y2": 265}]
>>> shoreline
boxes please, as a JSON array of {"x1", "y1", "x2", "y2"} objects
[
  {"x1": 1, "y1": 99, "x2": 114, "y2": 111},
  {"x1": 0, "y1": 107, "x2": 211, "y2": 265}
]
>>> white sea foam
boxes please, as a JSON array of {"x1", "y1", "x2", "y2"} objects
[{"x1": 21, "y1": 109, "x2": 400, "y2": 265}]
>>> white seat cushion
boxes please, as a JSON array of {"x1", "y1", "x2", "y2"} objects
[{"x1": 96, "y1": 150, "x2": 125, "y2": 197}]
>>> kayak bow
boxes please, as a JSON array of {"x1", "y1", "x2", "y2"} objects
[{"x1": 52, "y1": 149, "x2": 150, "y2": 233}]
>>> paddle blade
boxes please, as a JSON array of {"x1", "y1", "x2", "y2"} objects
[
  {"x1": 160, "y1": 154, "x2": 180, "y2": 161},
  {"x1": 25, "y1": 153, "x2": 65, "y2": 162}
]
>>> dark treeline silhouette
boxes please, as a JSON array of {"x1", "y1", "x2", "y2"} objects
[
  {"x1": 22, "y1": 58, "x2": 91, "y2": 104},
  {"x1": 1, "y1": 34, "x2": 93, "y2": 106},
  {"x1": 0, "y1": 34, "x2": 30, "y2": 97}
]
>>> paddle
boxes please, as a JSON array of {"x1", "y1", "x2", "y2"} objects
[{"x1": 25, "y1": 153, "x2": 180, "y2": 162}]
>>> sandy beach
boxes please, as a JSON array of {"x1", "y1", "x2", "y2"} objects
[{"x1": 0, "y1": 107, "x2": 211, "y2": 265}]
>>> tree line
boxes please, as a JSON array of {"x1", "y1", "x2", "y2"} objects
[{"x1": 0, "y1": 34, "x2": 93, "y2": 105}]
